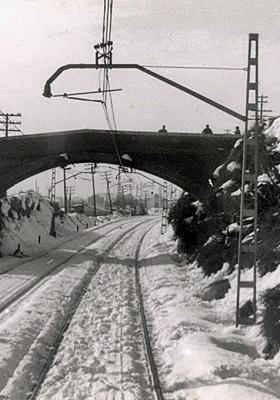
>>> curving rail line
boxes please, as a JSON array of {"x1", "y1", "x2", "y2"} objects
[
  {"x1": 135, "y1": 224, "x2": 165, "y2": 400},
  {"x1": 28, "y1": 217, "x2": 158, "y2": 400},
  {"x1": 0, "y1": 218, "x2": 149, "y2": 318}
]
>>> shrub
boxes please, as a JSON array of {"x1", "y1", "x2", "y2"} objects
[
  {"x1": 168, "y1": 194, "x2": 204, "y2": 254},
  {"x1": 261, "y1": 285, "x2": 280, "y2": 359}
]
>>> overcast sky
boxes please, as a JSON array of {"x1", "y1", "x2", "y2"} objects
[{"x1": 1, "y1": 0, "x2": 280, "y2": 197}]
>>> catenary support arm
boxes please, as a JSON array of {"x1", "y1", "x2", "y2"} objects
[{"x1": 43, "y1": 63, "x2": 246, "y2": 122}]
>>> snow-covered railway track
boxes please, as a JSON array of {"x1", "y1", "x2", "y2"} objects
[
  {"x1": 26, "y1": 218, "x2": 161, "y2": 400},
  {"x1": 0, "y1": 218, "x2": 145, "y2": 319},
  {"x1": 0, "y1": 217, "x2": 158, "y2": 399},
  {"x1": 135, "y1": 227, "x2": 165, "y2": 400}
]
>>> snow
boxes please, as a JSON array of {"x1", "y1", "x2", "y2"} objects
[
  {"x1": 0, "y1": 194, "x2": 280, "y2": 399},
  {"x1": 265, "y1": 118, "x2": 280, "y2": 141},
  {"x1": 34, "y1": 219, "x2": 157, "y2": 400},
  {"x1": 0, "y1": 217, "x2": 153, "y2": 399},
  {"x1": 138, "y1": 225, "x2": 280, "y2": 399},
  {"x1": 227, "y1": 161, "x2": 239, "y2": 172}
]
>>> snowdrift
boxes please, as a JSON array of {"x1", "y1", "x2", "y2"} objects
[{"x1": 0, "y1": 191, "x2": 93, "y2": 256}]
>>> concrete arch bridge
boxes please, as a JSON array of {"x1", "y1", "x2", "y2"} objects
[{"x1": 0, "y1": 129, "x2": 239, "y2": 200}]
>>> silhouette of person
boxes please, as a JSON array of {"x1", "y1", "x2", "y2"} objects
[
  {"x1": 234, "y1": 126, "x2": 241, "y2": 135},
  {"x1": 202, "y1": 124, "x2": 213, "y2": 134},
  {"x1": 158, "y1": 125, "x2": 167, "y2": 133}
]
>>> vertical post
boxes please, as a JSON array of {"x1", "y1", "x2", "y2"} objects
[
  {"x1": 50, "y1": 168, "x2": 56, "y2": 205},
  {"x1": 129, "y1": 181, "x2": 133, "y2": 209},
  {"x1": 121, "y1": 185, "x2": 125, "y2": 210},
  {"x1": 259, "y1": 94, "x2": 263, "y2": 123},
  {"x1": 68, "y1": 187, "x2": 72, "y2": 211},
  {"x1": 105, "y1": 172, "x2": 113, "y2": 213},
  {"x1": 91, "y1": 164, "x2": 97, "y2": 219},
  {"x1": 63, "y1": 166, "x2": 67, "y2": 214},
  {"x1": 5, "y1": 114, "x2": 9, "y2": 137},
  {"x1": 236, "y1": 33, "x2": 259, "y2": 327}
]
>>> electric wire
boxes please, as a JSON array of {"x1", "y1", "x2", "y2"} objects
[
  {"x1": 106, "y1": 75, "x2": 117, "y2": 130},
  {"x1": 143, "y1": 65, "x2": 247, "y2": 71},
  {"x1": 102, "y1": 0, "x2": 106, "y2": 43},
  {"x1": 108, "y1": 0, "x2": 113, "y2": 42},
  {"x1": 0, "y1": 109, "x2": 24, "y2": 135},
  {"x1": 99, "y1": 0, "x2": 123, "y2": 169}
]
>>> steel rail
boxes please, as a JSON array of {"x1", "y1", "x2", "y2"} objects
[
  {"x1": 43, "y1": 63, "x2": 246, "y2": 122},
  {"x1": 135, "y1": 222, "x2": 165, "y2": 400}
]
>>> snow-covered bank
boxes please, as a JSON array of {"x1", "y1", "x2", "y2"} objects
[
  {"x1": 0, "y1": 192, "x2": 124, "y2": 276},
  {"x1": 139, "y1": 224, "x2": 280, "y2": 399},
  {"x1": 0, "y1": 192, "x2": 95, "y2": 256}
]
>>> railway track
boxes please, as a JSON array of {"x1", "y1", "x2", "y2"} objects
[
  {"x1": 135, "y1": 225, "x2": 165, "y2": 400},
  {"x1": 0, "y1": 217, "x2": 148, "y2": 319},
  {"x1": 0, "y1": 217, "x2": 164, "y2": 400},
  {"x1": 27, "y1": 217, "x2": 161, "y2": 400}
]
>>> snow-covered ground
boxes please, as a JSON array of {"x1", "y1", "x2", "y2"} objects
[
  {"x1": 139, "y1": 225, "x2": 280, "y2": 400},
  {"x1": 0, "y1": 216, "x2": 155, "y2": 399},
  {"x1": 0, "y1": 189, "x2": 280, "y2": 399},
  {"x1": 36, "y1": 219, "x2": 157, "y2": 400}
]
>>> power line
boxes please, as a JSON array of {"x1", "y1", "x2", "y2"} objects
[
  {"x1": 0, "y1": 112, "x2": 22, "y2": 136},
  {"x1": 0, "y1": 110, "x2": 24, "y2": 136},
  {"x1": 142, "y1": 65, "x2": 247, "y2": 71}
]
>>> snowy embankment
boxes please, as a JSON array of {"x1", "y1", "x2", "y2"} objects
[
  {"x1": 139, "y1": 224, "x2": 280, "y2": 400},
  {"x1": 0, "y1": 191, "x2": 118, "y2": 271}
]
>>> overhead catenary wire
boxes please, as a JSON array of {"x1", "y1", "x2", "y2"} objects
[
  {"x1": 142, "y1": 65, "x2": 247, "y2": 71},
  {"x1": 99, "y1": 0, "x2": 124, "y2": 169}
]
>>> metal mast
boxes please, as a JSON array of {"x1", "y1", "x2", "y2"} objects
[{"x1": 236, "y1": 33, "x2": 259, "y2": 327}]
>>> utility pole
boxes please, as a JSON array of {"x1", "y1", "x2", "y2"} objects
[
  {"x1": 68, "y1": 186, "x2": 75, "y2": 211},
  {"x1": 129, "y1": 181, "x2": 133, "y2": 211},
  {"x1": 258, "y1": 95, "x2": 272, "y2": 124},
  {"x1": 50, "y1": 168, "x2": 56, "y2": 205},
  {"x1": 101, "y1": 171, "x2": 113, "y2": 213},
  {"x1": 0, "y1": 113, "x2": 21, "y2": 137},
  {"x1": 117, "y1": 171, "x2": 125, "y2": 210},
  {"x1": 91, "y1": 163, "x2": 97, "y2": 220},
  {"x1": 161, "y1": 181, "x2": 168, "y2": 234},
  {"x1": 62, "y1": 166, "x2": 71, "y2": 214},
  {"x1": 85, "y1": 163, "x2": 97, "y2": 220}
]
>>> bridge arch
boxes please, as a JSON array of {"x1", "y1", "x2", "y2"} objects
[{"x1": 0, "y1": 129, "x2": 238, "y2": 200}]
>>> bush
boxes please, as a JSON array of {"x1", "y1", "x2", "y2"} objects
[
  {"x1": 262, "y1": 285, "x2": 280, "y2": 359},
  {"x1": 168, "y1": 194, "x2": 205, "y2": 254},
  {"x1": 197, "y1": 234, "x2": 228, "y2": 276}
]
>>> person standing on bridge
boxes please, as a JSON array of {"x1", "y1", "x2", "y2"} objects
[
  {"x1": 234, "y1": 126, "x2": 241, "y2": 135},
  {"x1": 202, "y1": 124, "x2": 213, "y2": 134},
  {"x1": 158, "y1": 125, "x2": 167, "y2": 133}
]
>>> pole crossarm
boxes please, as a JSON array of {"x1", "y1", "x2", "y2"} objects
[{"x1": 43, "y1": 63, "x2": 246, "y2": 122}]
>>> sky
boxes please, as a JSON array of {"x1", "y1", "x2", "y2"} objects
[{"x1": 1, "y1": 0, "x2": 280, "y2": 198}]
